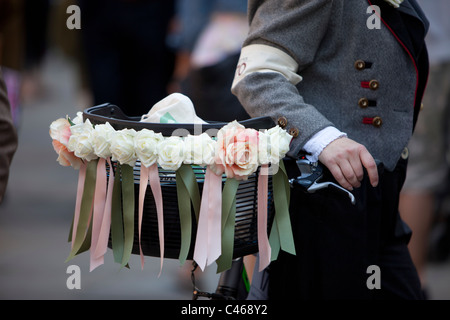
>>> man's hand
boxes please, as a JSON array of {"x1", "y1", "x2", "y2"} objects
[{"x1": 318, "y1": 137, "x2": 379, "y2": 191}]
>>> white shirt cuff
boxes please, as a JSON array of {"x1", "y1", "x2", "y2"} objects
[{"x1": 302, "y1": 126, "x2": 347, "y2": 162}]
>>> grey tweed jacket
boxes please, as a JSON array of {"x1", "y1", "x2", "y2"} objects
[{"x1": 232, "y1": 0, "x2": 429, "y2": 171}]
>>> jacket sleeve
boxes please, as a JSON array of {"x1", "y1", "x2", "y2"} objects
[
  {"x1": 0, "y1": 70, "x2": 18, "y2": 203},
  {"x1": 231, "y1": 0, "x2": 337, "y2": 158}
]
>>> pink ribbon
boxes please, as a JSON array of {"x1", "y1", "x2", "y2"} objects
[
  {"x1": 139, "y1": 163, "x2": 164, "y2": 275},
  {"x1": 149, "y1": 164, "x2": 164, "y2": 276},
  {"x1": 91, "y1": 158, "x2": 115, "y2": 271},
  {"x1": 138, "y1": 165, "x2": 149, "y2": 269},
  {"x1": 71, "y1": 162, "x2": 87, "y2": 249},
  {"x1": 194, "y1": 167, "x2": 222, "y2": 271},
  {"x1": 257, "y1": 164, "x2": 271, "y2": 271},
  {"x1": 90, "y1": 158, "x2": 107, "y2": 271}
]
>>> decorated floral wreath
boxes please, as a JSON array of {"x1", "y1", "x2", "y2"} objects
[{"x1": 50, "y1": 111, "x2": 296, "y2": 274}]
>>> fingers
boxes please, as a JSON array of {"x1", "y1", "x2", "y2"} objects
[
  {"x1": 326, "y1": 162, "x2": 354, "y2": 191},
  {"x1": 339, "y1": 159, "x2": 363, "y2": 190},
  {"x1": 360, "y1": 148, "x2": 379, "y2": 187},
  {"x1": 318, "y1": 137, "x2": 379, "y2": 190}
]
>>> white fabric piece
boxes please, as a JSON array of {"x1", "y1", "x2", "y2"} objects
[
  {"x1": 231, "y1": 44, "x2": 303, "y2": 89},
  {"x1": 140, "y1": 93, "x2": 207, "y2": 124}
]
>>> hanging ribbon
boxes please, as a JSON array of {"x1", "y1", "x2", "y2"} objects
[
  {"x1": 68, "y1": 162, "x2": 87, "y2": 244},
  {"x1": 138, "y1": 165, "x2": 149, "y2": 270},
  {"x1": 90, "y1": 158, "x2": 108, "y2": 271},
  {"x1": 138, "y1": 163, "x2": 164, "y2": 274},
  {"x1": 93, "y1": 158, "x2": 114, "y2": 267},
  {"x1": 149, "y1": 164, "x2": 164, "y2": 275},
  {"x1": 269, "y1": 160, "x2": 296, "y2": 261},
  {"x1": 120, "y1": 164, "x2": 135, "y2": 269},
  {"x1": 176, "y1": 164, "x2": 201, "y2": 265},
  {"x1": 111, "y1": 163, "x2": 124, "y2": 264},
  {"x1": 66, "y1": 160, "x2": 97, "y2": 262},
  {"x1": 257, "y1": 164, "x2": 271, "y2": 271},
  {"x1": 216, "y1": 178, "x2": 240, "y2": 273},
  {"x1": 193, "y1": 167, "x2": 223, "y2": 271}
]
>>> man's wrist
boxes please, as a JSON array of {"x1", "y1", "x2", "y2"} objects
[{"x1": 302, "y1": 126, "x2": 347, "y2": 162}]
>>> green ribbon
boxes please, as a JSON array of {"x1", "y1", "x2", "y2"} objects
[
  {"x1": 109, "y1": 163, "x2": 135, "y2": 268},
  {"x1": 269, "y1": 160, "x2": 296, "y2": 261},
  {"x1": 176, "y1": 164, "x2": 201, "y2": 265},
  {"x1": 111, "y1": 163, "x2": 124, "y2": 264},
  {"x1": 216, "y1": 178, "x2": 240, "y2": 273},
  {"x1": 66, "y1": 160, "x2": 97, "y2": 262},
  {"x1": 120, "y1": 164, "x2": 135, "y2": 268}
]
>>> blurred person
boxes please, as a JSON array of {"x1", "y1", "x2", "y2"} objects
[
  {"x1": 171, "y1": 0, "x2": 250, "y2": 122},
  {"x1": 399, "y1": 0, "x2": 450, "y2": 292},
  {"x1": 0, "y1": 0, "x2": 25, "y2": 127},
  {"x1": 78, "y1": 0, "x2": 176, "y2": 117},
  {"x1": 232, "y1": 0, "x2": 428, "y2": 299},
  {"x1": 21, "y1": 0, "x2": 50, "y2": 103},
  {"x1": 0, "y1": 68, "x2": 18, "y2": 204},
  {"x1": 49, "y1": 0, "x2": 92, "y2": 108}
]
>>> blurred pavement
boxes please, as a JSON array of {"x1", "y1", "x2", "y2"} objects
[{"x1": 0, "y1": 50, "x2": 449, "y2": 300}]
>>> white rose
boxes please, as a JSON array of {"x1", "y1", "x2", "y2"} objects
[
  {"x1": 91, "y1": 122, "x2": 115, "y2": 159},
  {"x1": 67, "y1": 119, "x2": 97, "y2": 161},
  {"x1": 71, "y1": 111, "x2": 84, "y2": 125},
  {"x1": 134, "y1": 129, "x2": 164, "y2": 167},
  {"x1": 110, "y1": 128, "x2": 137, "y2": 166},
  {"x1": 266, "y1": 126, "x2": 292, "y2": 163},
  {"x1": 184, "y1": 133, "x2": 216, "y2": 166},
  {"x1": 157, "y1": 136, "x2": 185, "y2": 171}
]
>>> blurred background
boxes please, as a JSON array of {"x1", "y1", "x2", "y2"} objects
[{"x1": 0, "y1": 0, "x2": 449, "y2": 299}]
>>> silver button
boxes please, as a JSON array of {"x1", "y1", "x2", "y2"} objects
[{"x1": 401, "y1": 147, "x2": 409, "y2": 160}]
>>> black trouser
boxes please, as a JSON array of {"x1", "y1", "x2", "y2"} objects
[{"x1": 268, "y1": 158, "x2": 424, "y2": 300}]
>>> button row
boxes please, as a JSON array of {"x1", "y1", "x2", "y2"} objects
[{"x1": 355, "y1": 59, "x2": 382, "y2": 128}]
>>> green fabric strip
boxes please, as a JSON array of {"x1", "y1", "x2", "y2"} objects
[
  {"x1": 216, "y1": 178, "x2": 240, "y2": 273},
  {"x1": 111, "y1": 164, "x2": 124, "y2": 264},
  {"x1": 176, "y1": 169, "x2": 192, "y2": 265},
  {"x1": 175, "y1": 165, "x2": 201, "y2": 265},
  {"x1": 270, "y1": 160, "x2": 296, "y2": 260},
  {"x1": 269, "y1": 218, "x2": 281, "y2": 261},
  {"x1": 120, "y1": 164, "x2": 135, "y2": 268},
  {"x1": 66, "y1": 160, "x2": 97, "y2": 262},
  {"x1": 68, "y1": 219, "x2": 73, "y2": 242},
  {"x1": 78, "y1": 220, "x2": 93, "y2": 255},
  {"x1": 177, "y1": 164, "x2": 201, "y2": 220}
]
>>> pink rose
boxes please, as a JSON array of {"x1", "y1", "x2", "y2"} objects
[
  {"x1": 211, "y1": 121, "x2": 259, "y2": 180},
  {"x1": 49, "y1": 118, "x2": 72, "y2": 146},
  {"x1": 52, "y1": 140, "x2": 83, "y2": 169}
]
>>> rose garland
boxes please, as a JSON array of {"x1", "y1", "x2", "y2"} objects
[
  {"x1": 50, "y1": 112, "x2": 295, "y2": 273},
  {"x1": 50, "y1": 112, "x2": 292, "y2": 176}
]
